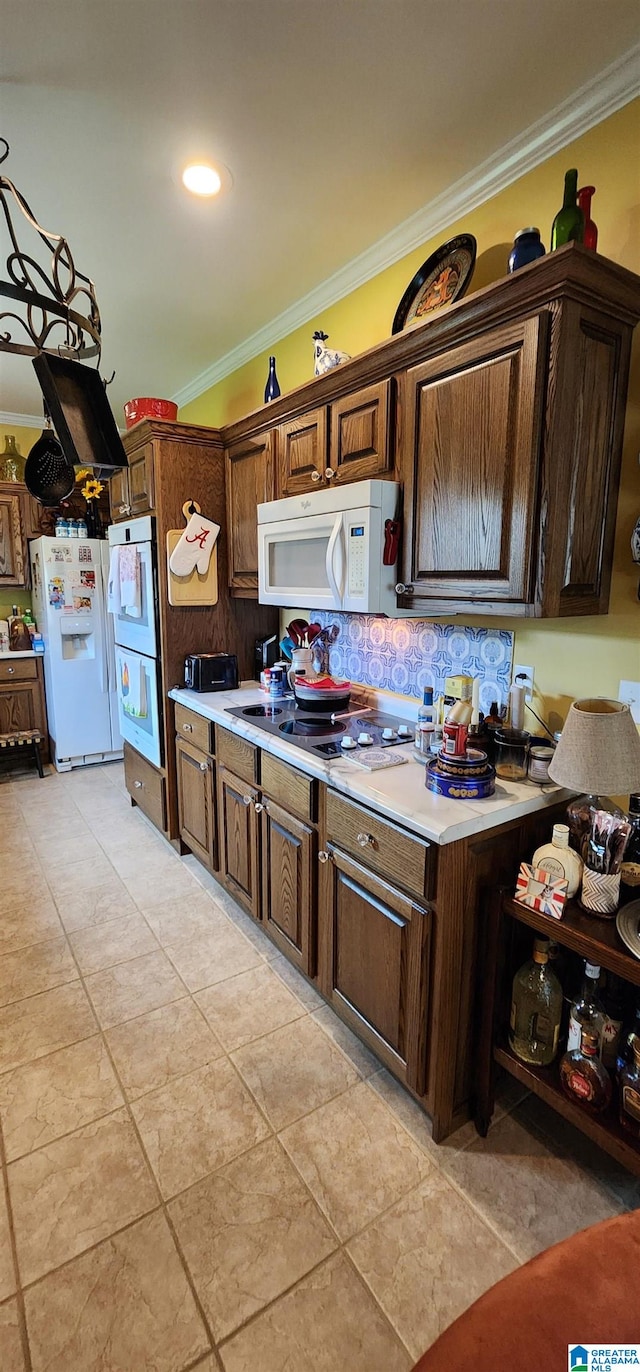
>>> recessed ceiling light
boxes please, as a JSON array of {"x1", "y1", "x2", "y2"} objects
[{"x1": 182, "y1": 163, "x2": 222, "y2": 197}]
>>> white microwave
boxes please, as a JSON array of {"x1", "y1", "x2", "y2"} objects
[{"x1": 257, "y1": 479, "x2": 402, "y2": 614}]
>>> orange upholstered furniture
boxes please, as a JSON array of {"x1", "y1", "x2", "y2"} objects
[{"x1": 412, "y1": 1206, "x2": 640, "y2": 1371}]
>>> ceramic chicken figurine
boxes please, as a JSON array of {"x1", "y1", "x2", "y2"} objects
[{"x1": 312, "y1": 331, "x2": 350, "y2": 376}]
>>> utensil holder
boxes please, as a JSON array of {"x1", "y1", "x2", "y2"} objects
[{"x1": 580, "y1": 868, "x2": 620, "y2": 918}]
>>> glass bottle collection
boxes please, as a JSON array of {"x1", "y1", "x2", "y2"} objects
[{"x1": 509, "y1": 935, "x2": 640, "y2": 1132}]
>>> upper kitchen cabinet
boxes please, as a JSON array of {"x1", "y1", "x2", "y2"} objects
[
  {"x1": 109, "y1": 440, "x2": 154, "y2": 521},
  {"x1": 0, "y1": 487, "x2": 27, "y2": 586},
  {"x1": 397, "y1": 246, "x2": 640, "y2": 618},
  {"x1": 276, "y1": 381, "x2": 393, "y2": 496},
  {"x1": 225, "y1": 428, "x2": 275, "y2": 595}
]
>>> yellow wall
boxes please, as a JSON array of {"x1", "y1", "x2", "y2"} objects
[
  {"x1": 181, "y1": 100, "x2": 640, "y2": 728},
  {"x1": 0, "y1": 425, "x2": 39, "y2": 620}
]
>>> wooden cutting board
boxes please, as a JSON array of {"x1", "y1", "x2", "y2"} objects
[{"x1": 165, "y1": 504, "x2": 219, "y2": 608}]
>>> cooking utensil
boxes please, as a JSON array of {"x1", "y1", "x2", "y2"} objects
[
  {"x1": 279, "y1": 638, "x2": 293, "y2": 661},
  {"x1": 307, "y1": 622, "x2": 322, "y2": 644},
  {"x1": 24, "y1": 424, "x2": 75, "y2": 506},
  {"x1": 287, "y1": 619, "x2": 309, "y2": 647},
  {"x1": 293, "y1": 685, "x2": 350, "y2": 713}
]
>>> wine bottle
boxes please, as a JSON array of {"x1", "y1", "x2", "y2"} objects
[
  {"x1": 264, "y1": 356, "x2": 281, "y2": 403},
  {"x1": 551, "y1": 169, "x2": 584, "y2": 249},
  {"x1": 509, "y1": 937, "x2": 563, "y2": 1066},
  {"x1": 577, "y1": 185, "x2": 598, "y2": 251}
]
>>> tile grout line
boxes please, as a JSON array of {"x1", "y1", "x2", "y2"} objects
[{"x1": 0, "y1": 1110, "x2": 33, "y2": 1372}]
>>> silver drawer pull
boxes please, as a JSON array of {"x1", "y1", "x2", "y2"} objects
[
  {"x1": 242, "y1": 794, "x2": 253, "y2": 807},
  {"x1": 318, "y1": 850, "x2": 332, "y2": 864},
  {"x1": 183, "y1": 723, "x2": 193, "y2": 733},
  {"x1": 311, "y1": 470, "x2": 322, "y2": 482},
  {"x1": 356, "y1": 832, "x2": 375, "y2": 848},
  {"x1": 395, "y1": 583, "x2": 413, "y2": 595},
  {"x1": 324, "y1": 467, "x2": 335, "y2": 479},
  {"x1": 254, "y1": 801, "x2": 265, "y2": 813},
  {"x1": 134, "y1": 780, "x2": 143, "y2": 789},
  {"x1": 199, "y1": 761, "x2": 208, "y2": 772},
  {"x1": 7, "y1": 666, "x2": 14, "y2": 674}
]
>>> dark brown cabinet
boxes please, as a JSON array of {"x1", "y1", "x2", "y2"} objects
[
  {"x1": 0, "y1": 488, "x2": 27, "y2": 587},
  {"x1": 399, "y1": 315, "x2": 547, "y2": 608},
  {"x1": 225, "y1": 430, "x2": 275, "y2": 595},
  {"x1": 260, "y1": 797, "x2": 316, "y2": 975},
  {"x1": 320, "y1": 845, "x2": 431, "y2": 1094},
  {"x1": 109, "y1": 442, "x2": 154, "y2": 521},
  {"x1": 0, "y1": 656, "x2": 48, "y2": 758},
  {"x1": 176, "y1": 737, "x2": 216, "y2": 871},
  {"x1": 217, "y1": 765, "x2": 261, "y2": 920},
  {"x1": 275, "y1": 382, "x2": 392, "y2": 498}
]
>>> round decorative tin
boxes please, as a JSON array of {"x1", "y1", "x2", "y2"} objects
[
  {"x1": 425, "y1": 759, "x2": 495, "y2": 799},
  {"x1": 434, "y1": 748, "x2": 490, "y2": 779}
]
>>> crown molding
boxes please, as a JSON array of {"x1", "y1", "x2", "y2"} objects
[
  {"x1": 0, "y1": 411, "x2": 43, "y2": 430},
  {"x1": 173, "y1": 46, "x2": 640, "y2": 410}
]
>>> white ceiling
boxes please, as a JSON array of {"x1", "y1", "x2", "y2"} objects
[{"x1": 1, "y1": 0, "x2": 639, "y2": 421}]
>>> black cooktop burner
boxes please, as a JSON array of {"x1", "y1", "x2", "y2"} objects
[
  {"x1": 242, "y1": 705, "x2": 282, "y2": 717},
  {"x1": 279, "y1": 717, "x2": 347, "y2": 737}
]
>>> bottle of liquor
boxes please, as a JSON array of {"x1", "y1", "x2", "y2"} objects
[
  {"x1": 264, "y1": 356, "x2": 281, "y2": 403},
  {"x1": 619, "y1": 795, "x2": 640, "y2": 906},
  {"x1": 560, "y1": 1027, "x2": 612, "y2": 1113},
  {"x1": 599, "y1": 972, "x2": 625, "y2": 1072},
  {"x1": 567, "y1": 961, "x2": 605, "y2": 1054},
  {"x1": 532, "y1": 823, "x2": 583, "y2": 898},
  {"x1": 617, "y1": 1000, "x2": 640, "y2": 1079},
  {"x1": 551, "y1": 169, "x2": 585, "y2": 249},
  {"x1": 619, "y1": 1035, "x2": 640, "y2": 1138},
  {"x1": 576, "y1": 185, "x2": 598, "y2": 250},
  {"x1": 509, "y1": 937, "x2": 563, "y2": 1066},
  {"x1": 416, "y1": 687, "x2": 437, "y2": 755}
]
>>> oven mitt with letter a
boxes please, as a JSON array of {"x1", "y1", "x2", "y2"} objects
[{"x1": 169, "y1": 513, "x2": 220, "y2": 576}]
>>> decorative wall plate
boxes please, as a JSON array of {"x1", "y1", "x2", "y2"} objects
[
  {"x1": 392, "y1": 234, "x2": 477, "y2": 334},
  {"x1": 616, "y1": 899, "x2": 640, "y2": 960}
]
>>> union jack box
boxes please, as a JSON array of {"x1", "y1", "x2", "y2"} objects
[{"x1": 514, "y1": 863, "x2": 568, "y2": 920}]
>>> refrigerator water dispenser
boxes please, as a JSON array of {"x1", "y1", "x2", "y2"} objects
[{"x1": 60, "y1": 617, "x2": 96, "y2": 660}]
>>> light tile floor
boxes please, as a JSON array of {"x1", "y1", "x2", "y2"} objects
[{"x1": 0, "y1": 760, "x2": 638, "y2": 1372}]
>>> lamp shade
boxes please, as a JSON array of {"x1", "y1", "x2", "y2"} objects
[{"x1": 548, "y1": 698, "x2": 640, "y2": 795}]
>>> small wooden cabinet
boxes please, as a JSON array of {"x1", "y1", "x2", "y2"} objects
[
  {"x1": 225, "y1": 430, "x2": 275, "y2": 595},
  {"x1": 276, "y1": 381, "x2": 392, "y2": 497},
  {"x1": 176, "y1": 737, "x2": 216, "y2": 871},
  {"x1": 0, "y1": 656, "x2": 48, "y2": 759},
  {"x1": 0, "y1": 488, "x2": 27, "y2": 587},
  {"x1": 320, "y1": 845, "x2": 430, "y2": 1094},
  {"x1": 109, "y1": 441, "x2": 154, "y2": 521},
  {"x1": 260, "y1": 797, "x2": 316, "y2": 974}
]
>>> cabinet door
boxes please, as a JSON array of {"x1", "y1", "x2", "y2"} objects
[
  {"x1": 320, "y1": 846, "x2": 431, "y2": 1093},
  {"x1": 260, "y1": 798, "x2": 315, "y2": 975},
  {"x1": 128, "y1": 444, "x2": 155, "y2": 515},
  {"x1": 225, "y1": 431, "x2": 275, "y2": 596},
  {"x1": 109, "y1": 467, "x2": 131, "y2": 522},
  {"x1": 217, "y1": 765, "x2": 260, "y2": 919},
  {"x1": 176, "y1": 737, "x2": 216, "y2": 871},
  {"x1": 329, "y1": 380, "x2": 392, "y2": 484},
  {"x1": 399, "y1": 314, "x2": 548, "y2": 607},
  {"x1": 0, "y1": 492, "x2": 26, "y2": 586},
  {"x1": 0, "y1": 681, "x2": 42, "y2": 734},
  {"x1": 277, "y1": 407, "x2": 327, "y2": 495}
]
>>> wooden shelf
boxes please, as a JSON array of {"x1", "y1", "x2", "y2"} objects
[
  {"x1": 494, "y1": 1043, "x2": 640, "y2": 1176},
  {"x1": 505, "y1": 894, "x2": 640, "y2": 988}
]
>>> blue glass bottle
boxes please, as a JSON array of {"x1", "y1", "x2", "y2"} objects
[
  {"x1": 264, "y1": 356, "x2": 281, "y2": 403},
  {"x1": 508, "y1": 228, "x2": 546, "y2": 273}
]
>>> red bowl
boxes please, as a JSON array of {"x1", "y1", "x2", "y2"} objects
[{"x1": 123, "y1": 397, "x2": 178, "y2": 428}]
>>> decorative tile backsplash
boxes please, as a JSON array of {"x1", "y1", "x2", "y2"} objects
[{"x1": 312, "y1": 612, "x2": 514, "y2": 712}]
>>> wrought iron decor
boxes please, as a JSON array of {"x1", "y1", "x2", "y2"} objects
[{"x1": 0, "y1": 138, "x2": 102, "y2": 362}]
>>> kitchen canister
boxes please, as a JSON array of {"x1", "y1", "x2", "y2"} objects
[
  {"x1": 528, "y1": 745, "x2": 555, "y2": 783},
  {"x1": 508, "y1": 228, "x2": 546, "y2": 273}
]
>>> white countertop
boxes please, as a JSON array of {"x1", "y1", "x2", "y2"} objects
[
  {"x1": 0, "y1": 649, "x2": 37, "y2": 659},
  {"x1": 169, "y1": 683, "x2": 571, "y2": 847}
]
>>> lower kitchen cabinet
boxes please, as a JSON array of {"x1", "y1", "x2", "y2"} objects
[
  {"x1": 260, "y1": 797, "x2": 316, "y2": 975},
  {"x1": 0, "y1": 656, "x2": 49, "y2": 761},
  {"x1": 176, "y1": 737, "x2": 216, "y2": 871},
  {"x1": 217, "y1": 765, "x2": 261, "y2": 920},
  {"x1": 319, "y1": 845, "x2": 431, "y2": 1095}
]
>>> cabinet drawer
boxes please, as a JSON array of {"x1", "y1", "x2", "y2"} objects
[
  {"x1": 215, "y1": 726, "x2": 258, "y2": 785},
  {"x1": 175, "y1": 703, "x2": 212, "y2": 754},
  {"x1": 260, "y1": 750, "x2": 316, "y2": 823},
  {"x1": 326, "y1": 789, "x2": 434, "y2": 902},
  {"x1": 0, "y1": 657, "x2": 38, "y2": 682},
  {"x1": 124, "y1": 744, "x2": 166, "y2": 834}
]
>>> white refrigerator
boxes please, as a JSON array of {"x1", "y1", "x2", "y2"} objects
[{"x1": 29, "y1": 537, "x2": 123, "y2": 771}]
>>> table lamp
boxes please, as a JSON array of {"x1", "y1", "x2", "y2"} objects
[{"x1": 548, "y1": 698, "x2": 640, "y2": 857}]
